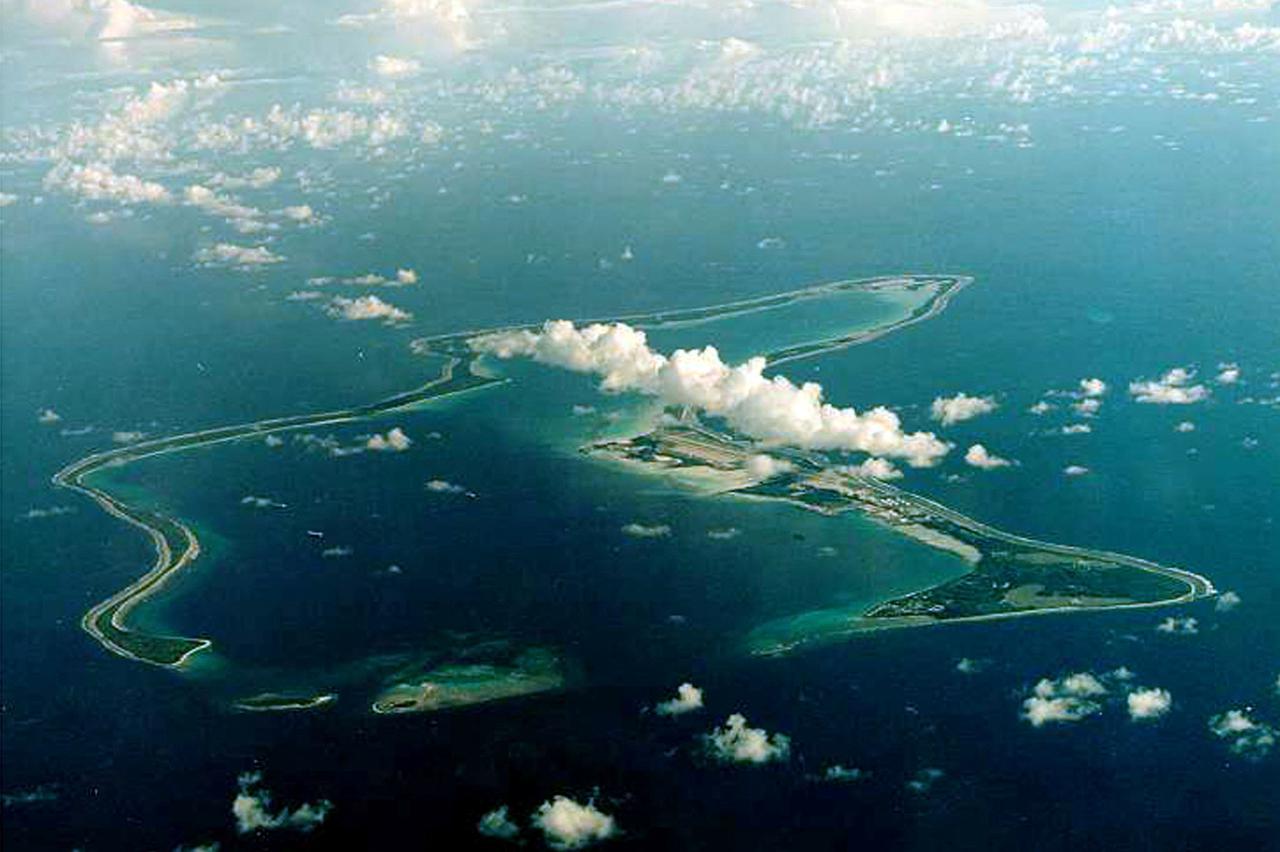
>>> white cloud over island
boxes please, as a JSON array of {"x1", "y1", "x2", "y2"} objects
[{"x1": 472, "y1": 321, "x2": 950, "y2": 467}]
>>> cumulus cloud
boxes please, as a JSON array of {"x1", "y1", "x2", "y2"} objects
[
  {"x1": 326, "y1": 295, "x2": 412, "y2": 323},
  {"x1": 1208, "y1": 710, "x2": 1277, "y2": 760},
  {"x1": 1175, "y1": 421, "x2": 1197, "y2": 432},
  {"x1": 37, "y1": 408, "x2": 62, "y2": 424},
  {"x1": 1215, "y1": 590, "x2": 1242, "y2": 612},
  {"x1": 707, "y1": 527, "x2": 741, "y2": 540},
  {"x1": 930, "y1": 392, "x2": 997, "y2": 426},
  {"x1": 964, "y1": 443, "x2": 1012, "y2": 469},
  {"x1": 1061, "y1": 423, "x2": 1092, "y2": 435},
  {"x1": 477, "y1": 805, "x2": 520, "y2": 841},
  {"x1": 194, "y1": 243, "x2": 284, "y2": 268},
  {"x1": 472, "y1": 321, "x2": 950, "y2": 467},
  {"x1": 1215, "y1": 363, "x2": 1241, "y2": 384},
  {"x1": 1028, "y1": 401, "x2": 1055, "y2": 415},
  {"x1": 43, "y1": 161, "x2": 170, "y2": 204},
  {"x1": 704, "y1": 713, "x2": 791, "y2": 764},
  {"x1": 1079, "y1": 377, "x2": 1108, "y2": 397},
  {"x1": 1022, "y1": 672, "x2": 1108, "y2": 727},
  {"x1": 366, "y1": 427, "x2": 412, "y2": 452},
  {"x1": 530, "y1": 796, "x2": 618, "y2": 850},
  {"x1": 232, "y1": 772, "x2": 331, "y2": 835},
  {"x1": 370, "y1": 54, "x2": 423, "y2": 78},
  {"x1": 1127, "y1": 688, "x2": 1173, "y2": 721},
  {"x1": 745, "y1": 454, "x2": 793, "y2": 479},
  {"x1": 1156, "y1": 616, "x2": 1199, "y2": 635},
  {"x1": 1129, "y1": 367, "x2": 1211, "y2": 404},
  {"x1": 822, "y1": 765, "x2": 865, "y2": 782},
  {"x1": 426, "y1": 479, "x2": 468, "y2": 494},
  {"x1": 1063, "y1": 465, "x2": 1090, "y2": 476},
  {"x1": 656, "y1": 682, "x2": 704, "y2": 716},
  {"x1": 841, "y1": 457, "x2": 903, "y2": 480},
  {"x1": 621, "y1": 522, "x2": 671, "y2": 539}
]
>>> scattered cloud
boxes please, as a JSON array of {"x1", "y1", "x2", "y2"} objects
[
  {"x1": 930, "y1": 392, "x2": 997, "y2": 426},
  {"x1": 531, "y1": 796, "x2": 618, "y2": 850},
  {"x1": 1208, "y1": 710, "x2": 1277, "y2": 760},
  {"x1": 1215, "y1": 591, "x2": 1242, "y2": 612},
  {"x1": 1028, "y1": 401, "x2": 1054, "y2": 415},
  {"x1": 1156, "y1": 616, "x2": 1199, "y2": 635},
  {"x1": 194, "y1": 243, "x2": 284, "y2": 268},
  {"x1": 426, "y1": 478, "x2": 468, "y2": 494},
  {"x1": 232, "y1": 772, "x2": 331, "y2": 835},
  {"x1": 822, "y1": 765, "x2": 865, "y2": 783},
  {"x1": 477, "y1": 805, "x2": 520, "y2": 841},
  {"x1": 366, "y1": 427, "x2": 412, "y2": 452},
  {"x1": 704, "y1": 713, "x2": 791, "y2": 764},
  {"x1": 745, "y1": 454, "x2": 793, "y2": 479},
  {"x1": 43, "y1": 161, "x2": 170, "y2": 204},
  {"x1": 473, "y1": 321, "x2": 950, "y2": 467},
  {"x1": 964, "y1": 443, "x2": 1012, "y2": 469},
  {"x1": 37, "y1": 408, "x2": 61, "y2": 424},
  {"x1": 1215, "y1": 362, "x2": 1241, "y2": 384},
  {"x1": 1127, "y1": 688, "x2": 1173, "y2": 721},
  {"x1": 326, "y1": 295, "x2": 412, "y2": 323},
  {"x1": 1175, "y1": 421, "x2": 1197, "y2": 433},
  {"x1": 955, "y1": 657, "x2": 989, "y2": 675},
  {"x1": 656, "y1": 683, "x2": 704, "y2": 716},
  {"x1": 1061, "y1": 423, "x2": 1092, "y2": 435},
  {"x1": 1022, "y1": 672, "x2": 1109, "y2": 727},
  {"x1": 1063, "y1": 465, "x2": 1090, "y2": 476},
  {"x1": 906, "y1": 768, "x2": 945, "y2": 794},
  {"x1": 18, "y1": 506, "x2": 76, "y2": 520},
  {"x1": 112, "y1": 430, "x2": 146, "y2": 444},
  {"x1": 621, "y1": 522, "x2": 671, "y2": 539},
  {"x1": 707, "y1": 527, "x2": 741, "y2": 540},
  {"x1": 1079, "y1": 378, "x2": 1108, "y2": 398},
  {"x1": 1129, "y1": 367, "x2": 1210, "y2": 405},
  {"x1": 240, "y1": 495, "x2": 286, "y2": 509},
  {"x1": 371, "y1": 55, "x2": 423, "y2": 78},
  {"x1": 842, "y1": 457, "x2": 903, "y2": 480}
]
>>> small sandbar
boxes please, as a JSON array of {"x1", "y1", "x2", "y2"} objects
[
  {"x1": 372, "y1": 647, "x2": 565, "y2": 714},
  {"x1": 233, "y1": 692, "x2": 338, "y2": 712}
]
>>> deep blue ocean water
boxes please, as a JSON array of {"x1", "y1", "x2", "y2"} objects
[{"x1": 2, "y1": 100, "x2": 1277, "y2": 851}]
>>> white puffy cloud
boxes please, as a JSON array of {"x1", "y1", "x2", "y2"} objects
[
  {"x1": 704, "y1": 713, "x2": 791, "y2": 764},
  {"x1": 1175, "y1": 421, "x2": 1197, "y2": 433},
  {"x1": 426, "y1": 479, "x2": 467, "y2": 494},
  {"x1": 1079, "y1": 377, "x2": 1108, "y2": 397},
  {"x1": 745, "y1": 454, "x2": 793, "y2": 479},
  {"x1": 366, "y1": 427, "x2": 412, "y2": 452},
  {"x1": 1129, "y1": 367, "x2": 1211, "y2": 404},
  {"x1": 1072, "y1": 397, "x2": 1102, "y2": 417},
  {"x1": 621, "y1": 522, "x2": 671, "y2": 539},
  {"x1": 1127, "y1": 687, "x2": 1173, "y2": 721},
  {"x1": 707, "y1": 527, "x2": 741, "y2": 540},
  {"x1": 194, "y1": 243, "x2": 285, "y2": 269},
  {"x1": 964, "y1": 443, "x2": 1011, "y2": 469},
  {"x1": 1063, "y1": 465, "x2": 1090, "y2": 476},
  {"x1": 1208, "y1": 710, "x2": 1277, "y2": 760},
  {"x1": 1021, "y1": 672, "x2": 1109, "y2": 727},
  {"x1": 37, "y1": 408, "x2": 62, "y2": 424},
  {"x1": 842, "y1": 457, "x2": 903, "y2": 480},
  {"x1": 656, "y1": 682, "x2": 704, "y2": 716},
  {"x1": 1028, "y1": 401, "x2": 1055, "y2": 415},
  {"x1": 0, "y1": 192, "x2": 18, "y2": 207},
  {"x1": 1216, "y1": 362, "x2": 1241, "y2": 384},
  {"x1": 473, "y1": 321, "x2": 950, "y2": 467},
  {"x1": 530, "y1": 796, "x2": 618, "y2": 850},
  {"x1": 43, "y1": 161, "x2": 170, "y2": 204},
  {"x1": 326, "y1": 295, "x2": 412, "y2": 323},
  {"x1": 371, "y1": 54, "x2": 423, "y2": 78},
  {"x1": 930, "y1": 392, "x2": 997, "y2": 426},
  {"x1": 477, "y1": 805, "x2": 520, "y2": 841},
  {"x1": 1061, "y1": 423, "x2": 1092, "y2": 435},
  {"x1": 183, "y1": 184, "x2": 266, "y2": 233},
  {"x1": 232, "y1": 772, "x2": 331, "y2": 835},
  {"x1": 1156, "y1": 616, "x2": 1199, "y2": 635},
  {"x1": 1215, "y1": 590, "x2": 1242, "y2": 612}
]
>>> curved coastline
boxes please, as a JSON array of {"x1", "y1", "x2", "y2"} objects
[{"x1": 55, "y1": 272, "x2": 1211, "y2": 670}]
